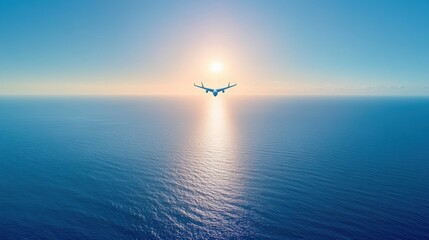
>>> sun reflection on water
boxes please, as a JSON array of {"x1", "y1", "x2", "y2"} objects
[{"x1": 172, "y1": 97, "x2": 245, "y2": 231}]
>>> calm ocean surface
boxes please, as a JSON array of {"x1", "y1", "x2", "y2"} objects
[{"x1": 0, "y1": 97, "x2": 428, "y2": 240}]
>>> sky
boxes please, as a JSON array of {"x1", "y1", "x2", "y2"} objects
[{"x1": 1, "y1": 0, "x2": 428, "y2": 96}]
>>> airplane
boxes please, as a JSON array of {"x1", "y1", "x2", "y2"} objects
[{"x1": 194, "y1": 82, "x2": 237, "y2": 97}]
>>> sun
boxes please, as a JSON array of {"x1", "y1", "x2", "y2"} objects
[{"x1": 210, "y1": 61, "x2": 224, "y2": 73}]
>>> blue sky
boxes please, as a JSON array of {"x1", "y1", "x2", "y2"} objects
[{"x1": 1, "y1": 0, "x2": 428, "y2": 95}]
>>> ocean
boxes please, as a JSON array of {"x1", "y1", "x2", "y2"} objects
[{"x1": 0, "y1": 96, "x2": 428, "y2": 239}]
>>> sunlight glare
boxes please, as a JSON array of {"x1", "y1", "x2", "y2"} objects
[{"x1": 210, "y1": 61, "x2": 224, "y2": 73}]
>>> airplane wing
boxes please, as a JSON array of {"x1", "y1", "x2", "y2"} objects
[
  {"x1": 194, "y1": 82, "x2": 214, "y2": 92},
  {"x1": 216, "y1": 82, "x2": 237, "y2": 92}
]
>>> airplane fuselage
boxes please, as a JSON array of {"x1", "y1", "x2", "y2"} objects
[{"x1": 212, "y1": 90, "x2": 218, "y2": 96}]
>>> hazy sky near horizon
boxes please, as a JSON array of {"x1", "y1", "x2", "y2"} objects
[{"x1": 1, "y1": 0, "x2": 429, "y2": 95}]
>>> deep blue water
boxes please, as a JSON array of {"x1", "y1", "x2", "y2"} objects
[{"x1": 1, "y1": 97, "x2": 428, "y2": 240}]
